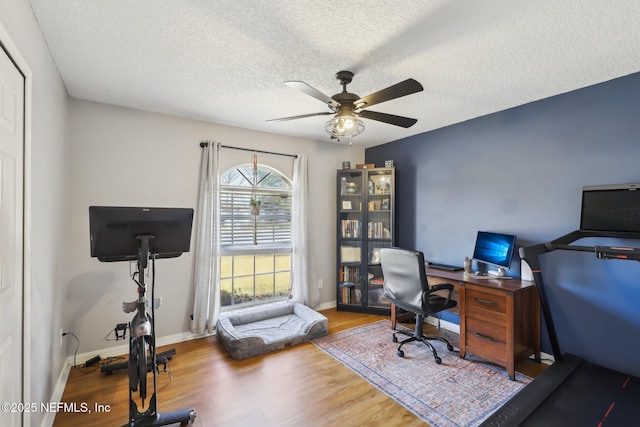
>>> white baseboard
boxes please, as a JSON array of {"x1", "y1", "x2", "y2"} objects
[
  {"x1": 66, "y1": 330, "x2": 211, "y2": 367},
  {"x1": 314, "y1": 300, "x2": 337, "y2": 311},
  {"x1": 316, "y1": 304, "x2": 554, "y2": 365},
  {"x1": 536, "y1": 351, "x2": 555, "y2": 365},
  {"x1": 317, "y1": 301, "x2": 460, "y2": 334},
  {"x1": 425, "y1": 315, "x2": 460, "y2": 334},
  {"x1": 45, "y1": 306, "x2": 554, "y2": 427},
  {"x1": 41, "y1": 360, "x2": 72, "y2": 427},
  {"x1": 44, "y1": 330, "x2": 211, "y2": 427},
  {"x1": 423, "y1": 316, "x2": 555, "y2": 366}
]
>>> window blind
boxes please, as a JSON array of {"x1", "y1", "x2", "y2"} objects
[{"x1": 220, "y1": 188, "x2": 292, "y2": 246}]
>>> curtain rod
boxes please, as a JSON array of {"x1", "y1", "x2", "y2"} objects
[{"x1": 199, "y1": 142, "x2": 298, "y2": 159}]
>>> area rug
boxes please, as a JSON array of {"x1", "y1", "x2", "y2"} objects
[{"x1": 313, "y1": 320, "x2": 530, "y2": 427}]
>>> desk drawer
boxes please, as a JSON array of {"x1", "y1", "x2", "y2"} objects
[
  {"x1": 465, "y1": 288, "x2": 506, "y2": 314},
  {"x1": 465, "y1": 316, "x2": 506, "y2": 360}
]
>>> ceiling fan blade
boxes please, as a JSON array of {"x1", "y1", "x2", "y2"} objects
[
  {"x1": 284, "y1": 81, "x2": 341, "y2": 109},
  {"x1": 354, "y1": 79, "x2": 423, "y2": 109},
  {"x1": 266, "y1": 112, "x2": 332, "y2": 123},
  {"x1": 358, "y1": 110, "x2": 418, "y2": 128}
]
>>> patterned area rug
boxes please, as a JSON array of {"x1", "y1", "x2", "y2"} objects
[{"x1": 313, "y1": 320, "x2": 530, "y2": 427}]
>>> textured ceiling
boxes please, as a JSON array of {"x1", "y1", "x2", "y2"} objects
[{"x1": 29, "y1": 0, "x2": 640, "y2": 147}]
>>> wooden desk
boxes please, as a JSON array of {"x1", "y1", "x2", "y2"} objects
[{"x1": 392, "y1": 268, "x2": 540, "y2": 380}]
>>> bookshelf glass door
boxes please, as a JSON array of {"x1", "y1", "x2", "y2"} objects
[
  {"x1": 338, "y1": 170, "x2": 364, "y2": 308},
  {"x1": 365, "y1": 169, "x2": 394, "y2": 309}
]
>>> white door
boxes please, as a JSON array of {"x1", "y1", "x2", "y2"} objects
[{"x1": 0, "y1": 45, "x2": 25, "y2": 427}]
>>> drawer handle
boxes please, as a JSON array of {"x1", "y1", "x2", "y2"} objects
[
  {"x1": 473, "y1": 332, "x2": 499, "y2": 343},
  {"x1": 473, "y1": 297, "x2": 498, "y2": 305}
]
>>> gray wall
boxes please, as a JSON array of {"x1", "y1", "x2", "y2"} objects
[
  {"x1": 66, "y1": 99, "x2": 363, "y2": 354},
  {"x1": 0, "y1": 1, "x2": 71, "y2": 426},
  {"x1": 366, "y1": 71, "x2": 640, "y2": 376},
  {"x1": 3, "y1": 1, "x2": 365, "y2": 418}
]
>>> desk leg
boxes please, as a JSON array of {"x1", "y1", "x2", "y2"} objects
[
  {"x1": 459, "y1": 285, "x2": 466, "y2": 359},
  {"x1": 390, "y1": 304, "x2": 414, "y2": 330},
  {"x1": 507, "y1": 363, "x2": 515, "y2": 381},
  {"x1": 391, "y1": 303, "x2": 397, "y2": 330}
]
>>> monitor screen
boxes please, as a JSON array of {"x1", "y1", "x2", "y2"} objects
[
  {"x1": 472, "y1": 231, "x2": 516, "y2": 270},
  {"x1": 89, "y1": 206, "x2": 194, "y2": 262},
  {"x1": 580, "y1": 184, "x2": 640, "y2": 233}
]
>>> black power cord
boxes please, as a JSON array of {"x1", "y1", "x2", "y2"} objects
[{"x1": 64, "y1": 332, "x2": 99, "y2": 374}]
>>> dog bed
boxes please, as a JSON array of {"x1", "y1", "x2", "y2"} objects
[{"x1": 216, "y1": 303, "x2": 328, "y2": 360}]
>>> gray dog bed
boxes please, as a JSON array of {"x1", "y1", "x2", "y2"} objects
[{"x1": 216, "y1": 303, "x2": 328, "y2": 360}]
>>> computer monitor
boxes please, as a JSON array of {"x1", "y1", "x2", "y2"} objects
[
  {"x1": 89, "y1": 206, "x2": 194, "y2": 262},
  {"x1": 472, "y1": 231, "x2": 517, "y2": 276}
]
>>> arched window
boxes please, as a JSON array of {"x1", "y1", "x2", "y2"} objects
[{"x1": 219, "y1": 164, "x2": 292, "y2": 307}]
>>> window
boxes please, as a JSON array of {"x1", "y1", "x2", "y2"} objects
[{"x1": 219, "y1": 164, "x2": 292, "y2": 308}]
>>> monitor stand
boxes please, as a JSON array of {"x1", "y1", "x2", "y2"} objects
[{"x1": 488, "y1": 267, "x2": 508, "y2": 277}]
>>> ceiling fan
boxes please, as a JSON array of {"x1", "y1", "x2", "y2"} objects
[{"x1": 267, "y1": 71, "x2": 424, "y2": 141}]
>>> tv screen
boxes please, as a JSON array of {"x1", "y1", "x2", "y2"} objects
[
  {"x1": 472, "y1": 231, "x2": 516, "y2": 270},
  {"x1": 89, "y1": 206, "x2": 194, "y2": 262},
  {"x1": 580, "y1": 184, "x2": 640, "y2": 233}
]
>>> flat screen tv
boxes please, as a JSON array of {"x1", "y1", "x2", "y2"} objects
[
  {"x1": 580, "y1": 183, "x2": 640, "y2": 233},
  {"x1": 89, "y1": 206, "x2": 194, "y2": 262},
  {"x1": 472, "y1": 231, "x2": 517, "y2": 276}
]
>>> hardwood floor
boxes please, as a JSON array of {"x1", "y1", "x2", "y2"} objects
[{"x1": 53, "y1": 309, "x2": 545, "y2": 426}]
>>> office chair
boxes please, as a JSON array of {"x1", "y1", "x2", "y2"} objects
[{"x1": 380, "y1": 247, "x2": 457, "y2": 364}]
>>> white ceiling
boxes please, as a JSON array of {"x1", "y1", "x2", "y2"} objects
[{"x1": 29, "y1": 0, "x2": 640, "y2": 147}]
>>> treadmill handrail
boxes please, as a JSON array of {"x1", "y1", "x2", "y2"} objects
[
  {"x1": 548, "y1": 229, "x2": 640, "y2": 248},
  {"x1": 520, "y1": 229, "x2": 640, "y2": 361}
]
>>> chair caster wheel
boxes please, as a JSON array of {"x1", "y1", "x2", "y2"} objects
[
  {"x1": 447, "y1": 344, "x2": 454, "y2": 351},
  {"x1": 392, "y1": 335, "x2": 398, "y2": 343},
  {"x1": 435, "y1": 356, "x2": 442, "y2": 364},
  {"x1": 397, "y1": 350, "x2": 404, "y2": 357}
]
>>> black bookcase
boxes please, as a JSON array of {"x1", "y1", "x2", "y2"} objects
[{"x1": 336, "y1": 167, "x2": 395, "y2": 314}]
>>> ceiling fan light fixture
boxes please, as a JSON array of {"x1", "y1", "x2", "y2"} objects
[
  {"x1": 325, "y1": 115, "x2": 364, "y2": 139},
  {"x1": 271, "y1": 71, "x2": 422, "y2": 141}
]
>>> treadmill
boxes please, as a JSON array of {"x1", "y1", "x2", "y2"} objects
[{"x1": 481, "y1": 184, "x2": 640, "y2": 426}]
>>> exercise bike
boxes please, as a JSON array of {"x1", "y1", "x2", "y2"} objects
[{"x1": 89, "y1": 206, "x2": 196, "y2": 427}]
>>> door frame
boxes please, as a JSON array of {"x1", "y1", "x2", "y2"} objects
[{"x1": 0, "y1": 20, "x2": 33, "y2": 427}]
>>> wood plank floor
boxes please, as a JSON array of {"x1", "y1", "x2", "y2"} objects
[{"x1": 53, "y1": 309, "x2": 545, "y2": 426}]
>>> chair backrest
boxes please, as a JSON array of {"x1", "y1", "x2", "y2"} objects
[{"x1": 380, "y1": 247, "x2": 429, "y2": 308}]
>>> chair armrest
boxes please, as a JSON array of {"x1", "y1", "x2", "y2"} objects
[
  {"x1": 430, "y1": 283, "x2": 454, "y2": 292},
  {"x1": 429, "y1": 283, "x2": 454, "y2": 306}
]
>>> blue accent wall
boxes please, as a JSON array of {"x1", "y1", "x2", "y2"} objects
[{"x1": 366, "y1": 72, "x2": 640, "y2": 376}]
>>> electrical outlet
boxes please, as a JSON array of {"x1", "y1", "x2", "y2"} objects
[
  {"x1": 317, "y1": 279, "x2": 323, "y2": 289},
  {"x1": 59, "y1": 328, "x2": 64, "y2": 348}
]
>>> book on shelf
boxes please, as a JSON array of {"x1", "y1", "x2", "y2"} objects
[
  {"x1": 340, "y1": 266, "x2": 360, "y2": 282},
  {"x1": 340, "y1": 281, "x2": 355, "y2": 304},
  {"x1": 367, "y1": 221, "x2": 386, "y2": 238},
  {"x1": 341, "y1": 219, "x2": 361, "y2": 238}
]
